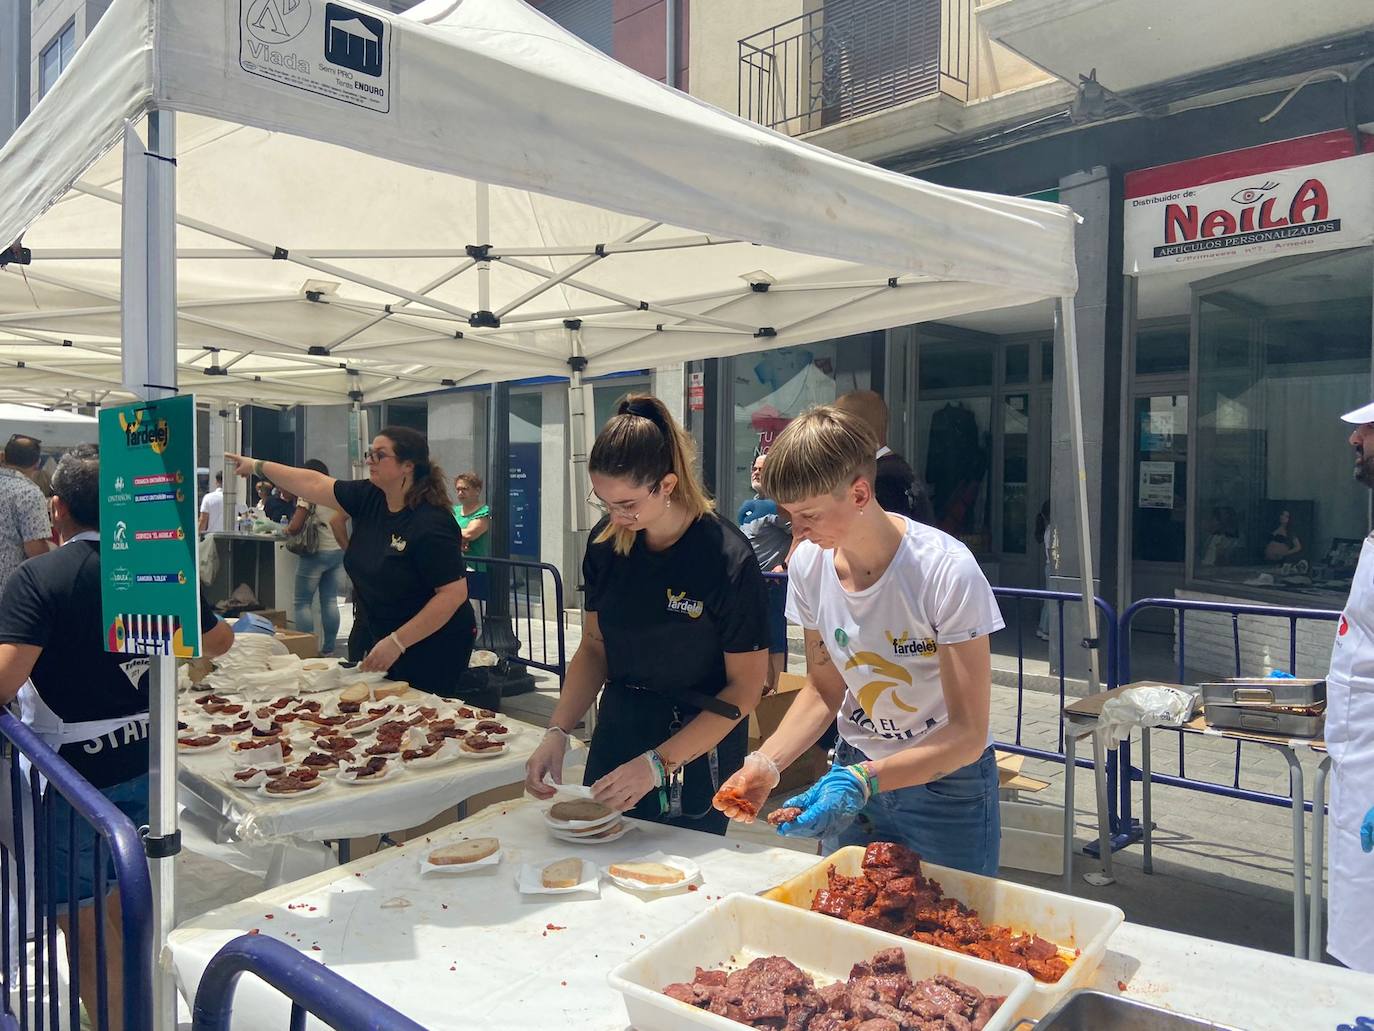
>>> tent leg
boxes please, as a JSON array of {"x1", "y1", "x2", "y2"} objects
[
  {"x1": 124, "y1": 108, "x2": 181, "y2": 1031},
  {"x1": 221, "y1": 403, "x2": 240, "y2": 531},
  {"x1": 1057, "y1": 295, "x2": 1101, "y2": 693}
]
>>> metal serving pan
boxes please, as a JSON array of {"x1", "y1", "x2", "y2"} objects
[
  {"x1": 1020, "y1": 989, "x2": 1243, "y2": 1030},
  {"x1": 1198, "y1": 678, "x2": 1324, "y2": 708},
  {"x1": 1203, "y1": 701, "x2": 1324, "y2": 738}
]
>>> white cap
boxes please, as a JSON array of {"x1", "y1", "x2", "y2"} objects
[{"x1": 1342, "y1": 402, "x2": 1374, "y2": 425}]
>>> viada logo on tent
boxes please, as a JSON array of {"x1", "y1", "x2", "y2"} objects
[{"x1": 246, "y1": 0, "x2": 311, "y2": 45}]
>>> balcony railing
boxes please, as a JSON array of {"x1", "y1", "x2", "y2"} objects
[{"x1": 739, "y1": 0, "x2": 971, "y2": 136}]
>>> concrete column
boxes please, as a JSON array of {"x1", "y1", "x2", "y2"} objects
[
  {"x1": 427, "y1": 391, "x2": 488, "y2": 487},
  {"x1": 302, "y1": 404, "x2": 351, "y2": 480},
  {"x1": 653, "y1": 362, "x2": 687, "y2": 423},
  {"x1": 1048, "y1": 166, "x2": 1119, "y2": 682}
]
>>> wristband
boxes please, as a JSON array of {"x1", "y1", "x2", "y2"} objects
[
  {"x1": 847, "y1": 762, "x2": 879, "y2": 802},
  {"x1": 388, "y1": 632, "x2": 407, "y2": 655},
  {"x1": 253, "y1": 458, "x2": 265, "y2": 479},
  {"x1": 643, "y1": 749, "x2": 666, "y2": 789}
]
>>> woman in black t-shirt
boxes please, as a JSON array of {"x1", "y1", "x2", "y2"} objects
[
  {"x1": 227, "y1": 426, "x2": 475, "y2": 695},
  {"x1": 524, "y1": 395, "x2": 769, "y2": 835}
]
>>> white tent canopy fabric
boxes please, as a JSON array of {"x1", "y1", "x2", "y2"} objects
[{"x1": 0, "y1": 0, "x2": 1077, "y2": 406}]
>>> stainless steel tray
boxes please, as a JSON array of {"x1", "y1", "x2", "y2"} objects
[
  {"x1": 1198, "y1": 678, "x2": 1324, "y2": 708},
  {"x1": 1023, "y1": 989, "x2": 1244, "y2": 1030},
  {"x1": 1203, "y1": 701, "x2": 1324, "y2": 738}
]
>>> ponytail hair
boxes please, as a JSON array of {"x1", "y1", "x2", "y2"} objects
[
  {"x1": 378, "y1": 425, "x2": 452, "y2": 511},
  {"x1": 589, "y1": 394, "x2": 713, "y2": 555}
]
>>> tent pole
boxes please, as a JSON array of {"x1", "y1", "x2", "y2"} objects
[
  {"x1": 121, "y1": 108, "x2": 180, "y2": 1031},
  {"x1": 475, "y1": 182, "x2": 492, "y2": 323},
  {"x1": 350, "y1": 398, "x2": 367, "y2": 479},
  {"x1": 1057, "y1": 295, "x2": 1101, "y2": 693},
  {"x1": 221, "y1": 403, "x2": 240, "y2": 531}
]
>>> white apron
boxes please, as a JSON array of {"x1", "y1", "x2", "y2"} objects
[{"x1": 1325, "y1": 534, "x2": 1374, "y2": 970}]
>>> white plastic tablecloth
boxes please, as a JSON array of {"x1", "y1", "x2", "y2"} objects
[
  {"x1": 177, "y1": 717, "x2": 549, "y2": 843},
  {"x1": 166, "y1": 799, "x2": 1374, "y2": 1030}
]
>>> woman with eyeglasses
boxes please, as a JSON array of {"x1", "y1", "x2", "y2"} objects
[
  {"x1": 523, "y1": 395, "x2": 770, "y2": 834},
  {"x1": 226, "y1": 426, "x2": 475, "y2": 694}
]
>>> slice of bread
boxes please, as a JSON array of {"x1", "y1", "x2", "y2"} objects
[
  {"x1": 428, "y1": 837, "x2": 500, "y2": 866},
  {"x1": 541, "y1": 857, "x2": 584, "y2": 889},
  {"x1": 609, "y1": 861, "x2": 685, "y2": 886},
  {"x1": 339, "y1": 683, "x2": 373, "y2": 705},
  {"x1": 373, "y1": 681, "x2": 409, "y2": 700},
  {"x1": 549, "y1": 800, "x2": 614, "y2": 823}
]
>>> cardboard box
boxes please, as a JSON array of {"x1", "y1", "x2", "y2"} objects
[
  {"x1": 750, "y1": 671, "x2": 830, "y2": 795},
  {"x1": 275, "y1": 629, "x2": 319, "y2": 659},
  {"x1": 259, "y1": 608, "x2": 288, "y2": 628}
]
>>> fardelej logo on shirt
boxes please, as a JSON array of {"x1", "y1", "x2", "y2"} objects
[{"x1": 665, "y1": 588, "x2": 704, "y2": 619}]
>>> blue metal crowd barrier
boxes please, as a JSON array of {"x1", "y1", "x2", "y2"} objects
[
  {"x1": 469, "y1": 556, "x2": 567, "y2": 683},
  {"x1": 0, "y1": 712, "x2": 153, "y2": 1031},
  {"x1": 191, "y1": 934, "x2": 427, "y2": 1031},
  {"x1": 1118, "y1": 597, "x2": 1340, "y2": 822}
]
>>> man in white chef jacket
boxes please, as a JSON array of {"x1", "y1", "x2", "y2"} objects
[{"x1": 1327, "y1": 402, "x2": 1374, "y2": 970}]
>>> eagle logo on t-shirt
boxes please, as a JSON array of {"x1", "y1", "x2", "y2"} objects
[
  {"x1": 845, "y1": 649, "x2": 922, "y2": 719},
  {"x1": 390, "y1": 534, "x2": 407, "y2": 553}
]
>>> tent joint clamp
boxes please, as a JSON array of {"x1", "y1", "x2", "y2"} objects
[
  {"x1": 466, "y1": 244, "x2": 493, "y2": 262},
  {"x1": 469, "y1": 311, "x2": 500, "y2": 328},
  {"x1": 755, "y1": 327, "x2": 777, "y2": 338},
  {"x1": 141, "y1": 828, "x2": 181, "y2": 860},
  {"x1": 1081, "y1": 636, "x2": 1100, "y2": 650},
  {"x1": 272, "y1": 246, "x2": 289, "y2": 260},
  {"x1": 567, "y1": 355, "x2": 588, "y2": 373}
]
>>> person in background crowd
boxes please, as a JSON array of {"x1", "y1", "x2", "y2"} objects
[
  {"x1": 715, "y1": 406, "x2": 1003, "y2": 877},
  {"x1": 198, "y1": 471, "x2": 246, "y2": 535},
  {"x1": 453, "y1": 472, "x2": 491, "y2": 603},
  {"x1": 524, "y1": 395, "x2": 769, "y2": 835},
  {"x1": 286, "y1": 459, "x2": 347, "y2": 656},
  {"x1": 228, "y1": 426, "x2": 476, "y2": 695},
  {"x1": 1035, "y1": 500, "x2": 1054, "y2": 642},
  {"x1": 265, "y1": 485, "x2": 296, "y2": 524},
  {"x1": 1320, "y1": 401, "x2": 1374, "y2": 973},
  {"x1": 0, "y1": 447, "x2": 233, "y2": 1030},
  {"x1": 736, "y1": 453, "x2": 777, "y2": 525},
  {"x1": 835, "y1": 390, "x2": 935, "y2": 525},
  {"x1": 738, "y1": 451, "x2": 796, "y2": 695},
  {"x1": 0, "y1": 433, "x2": 52, "y2": 592}
]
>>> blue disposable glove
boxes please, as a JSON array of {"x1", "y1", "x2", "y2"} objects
[
  {"x1": 775, "y1": 766, "x2": 870, "y2": 840},
  {"x1": 1362, "y1": 805, "x2": 1374, "y2": 854}
]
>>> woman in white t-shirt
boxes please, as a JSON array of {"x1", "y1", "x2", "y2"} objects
[
  {"x1": 285, "y1": 458, "x2": 346, "y2": 655},
  {"x1": 714, "y1": 406, "x2": 1004, "y2": 875}
]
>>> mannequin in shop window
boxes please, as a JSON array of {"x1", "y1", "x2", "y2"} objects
[{"x1": 1264, "y1": 510, "x2": 1303, "y2": 565}]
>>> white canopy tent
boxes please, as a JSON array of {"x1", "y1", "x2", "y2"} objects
[{"x1": 0, "y1": 0, "x2": 1096, "y2": 1021}]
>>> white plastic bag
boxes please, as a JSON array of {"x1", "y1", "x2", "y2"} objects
[{"x1": 1098, "y1": 686, "x2": 1196, "y2": 742}]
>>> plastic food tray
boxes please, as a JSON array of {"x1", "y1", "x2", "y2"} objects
[
  {"x1": 760, "y1": 846, "x2": 1122, "y2": 1019},
  {"x1": 609, "y1": 893, "x2": 1034, "y2": 1031}
]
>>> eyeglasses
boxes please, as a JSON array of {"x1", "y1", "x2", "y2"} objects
[
  {"x1": 586, "y1": 483, "x2": 660, "y2": 520},
  {"x1": 363, "y1": 448, "x2": 394, "y2": 463}
]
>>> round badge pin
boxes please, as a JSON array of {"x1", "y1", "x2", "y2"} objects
[{"x1": 834, "y1": 627, "x2": 849, "y2": 648}]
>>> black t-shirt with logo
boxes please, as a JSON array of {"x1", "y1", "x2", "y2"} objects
[
  {"x1": 0, "y1": 539, "x2": 220, "y2": 787},
  {"x1": 332, "y1": 479, "x2": 475, "y2": 694},
  {"x1": 583, "y1": 511, "x2": 769, "y2": 695},
  {"x1": 580, "y1": 512, "x2": 768, "y2": 826}
]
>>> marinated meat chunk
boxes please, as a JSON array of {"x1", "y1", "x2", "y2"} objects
[
  {"x1": 473, "y1": 720, "x2": 508, "y2": 735},
  {"x1": 660, "y1": 949, "x2": 1003, "y2": 1031},
  {"x1": 767, "y1": 806, "x2": 802, "y2": 826},
  {"x1": 808, "y1": 843, "x2": 1070, "y2": 984},
  {"x1": 338, "y1": 700, "x2": 362, "y2": 715},
  {"x1": 209, "y1": 720, "x2": 252, "y2": 735}
]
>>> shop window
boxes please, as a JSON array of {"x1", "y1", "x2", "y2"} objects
[
  {"x1": 383, "y1": 401, "x2": 428, "y2": 434},
  {"x1": 1001, "y1": 394, "x2": 1029, "y2": 553},
  {"x1": 509, "y1": 393, "x2": 543, "y2": 560},
  {"x1": 1132, "y1": 395, "x2": 1187, "y2": 563},
  {"x1": 916, "y1": 398, "x2": 991, "y2": 551},
  {"x1": 1041, "y1": 340, "x2": 1054, "y2": 380},
  {"x1": 918, "y1": 341, "x2": 993, "y2": 391},
  {"x1": 1192, "y1": 249, "x2": 1373, "y2": 600},
  {"x1": 1135, "y1": 326, "x2": 1189, "y2": 376},
  {"x1": 729, "y1": 337, "x2": 876, "y2": 516},
  {"x1": 1004, "y1": 343, "x2": 1030, "y2": 385}
]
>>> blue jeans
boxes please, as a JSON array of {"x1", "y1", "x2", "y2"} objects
[
  {"x1": 47, "y1": 774, "x2": 150, "y2": 906},
  {"x1": 294, "y1": 549, "x2": 345, "y2": 654},
  {"x1": 823, "y1": 739, "x2": 1001, "y2": 876}
]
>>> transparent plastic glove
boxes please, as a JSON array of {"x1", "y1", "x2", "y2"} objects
[
  {"x1": 1362, "y1": 805, "x2": 1374, "y2": 854},
  {"x1": 712, "y1": 752, "x2": 780, "y2": 823},
  {"x1": 776, "y1": 766, "x2": 868, "y2": 839},
  {"x1": 592, "y1": 753, "x2": 657, "y2": 812},
  {"x1": 523, "y1": 728, "x2": 568, "y2": 800}
]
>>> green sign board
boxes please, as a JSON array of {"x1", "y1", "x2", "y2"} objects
[{"x1": 99, "y1": 394, "x2": 202, "y2": 658}]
